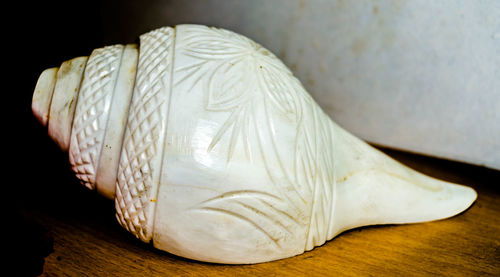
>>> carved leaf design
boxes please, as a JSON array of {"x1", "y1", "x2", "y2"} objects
[
  {"x1": 178, "y1": 27, "x2": 260, "y2": 113},
  {"x1": 179, "y1": 25, "x2": 337, "y2": 250},
  {"x1": 259, "y1": 62, "x2": 301, "y2": 116},
  {"x1": 296, "y1": 100, "x2": 337, "y2": 250},
  {"x1": 193, "y1": 190, "x2": 300, "y2": 248},
  {"x1": 206, "y1": 57, "x2": 253, "y2": 111}
]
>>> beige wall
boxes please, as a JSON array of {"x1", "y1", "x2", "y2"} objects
[{"x1": 99, "y1": 0, "x2": 500, "y2": 170}]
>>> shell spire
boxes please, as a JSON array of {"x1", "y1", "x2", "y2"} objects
[
  {"x1": 33, "y1": 57, "x2": 87, "y2": 151},
  {"x1": 32, "y1": 45, "x2": 138, "y2": 199},
  {"x1": 32, "y1": 24, "x2": 476, "y2": 264}
]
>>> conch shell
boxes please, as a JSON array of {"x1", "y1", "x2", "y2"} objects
[{"x1": 32, "y1": 24, "x2": 476, "y2": 264}]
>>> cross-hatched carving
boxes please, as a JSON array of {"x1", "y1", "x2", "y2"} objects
[
  {"x1": 115, "y1": 27, "x2": 174, "y2": 242},
  {"x1": 69, "y1": 44, "x2": 124, "y2": 189}
]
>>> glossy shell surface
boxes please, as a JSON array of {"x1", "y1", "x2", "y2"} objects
[{"x1": 32, "y1": 24, "x2": 476, "y2": 264}]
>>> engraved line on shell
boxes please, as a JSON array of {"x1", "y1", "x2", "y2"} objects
[
  {"x1": 251, "y1": 103, "x2": 301, "y2": 215},
  {"x1": 115, "y1": 27, "x2": 174, "y2": 241},
  {"x1": 70, "y1": 46, "x2": 122, "y2": 188},
  {"x1": 191, "y1": 189, "x2": 301, "y2": 233},
  {"x1": 151, "y1": 26, "x2": 178, "y2": 243},
  {"x1": 233, "y1": 199, "x2": 294, "y2": 237},
  {"x1": 179, "y1": 26, "x2": 347, "y2": 249},
  {"x1": 255, "y1": 197, "x2": 301, "y2": 227},
  {"x1": 192, "y1": 207, "x2": 281, "y2": 249},
  {"x1": 261, "y1": 79, "x2": 305, "y2": 205},
  {"x1": 197, "y1": 190, "x2": 285, "y2": 205}
]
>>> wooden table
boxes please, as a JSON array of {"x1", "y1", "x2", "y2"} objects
[{"x1": 16, "y1": 147, "x2": 500, "y2": 276}]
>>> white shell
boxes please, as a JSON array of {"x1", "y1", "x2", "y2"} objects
[{"x1": 32, "y1": 24, "x2": 476, "y2": 264}]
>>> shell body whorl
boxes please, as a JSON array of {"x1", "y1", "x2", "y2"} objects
[{"x1": 32, "y1": 24, "x2": 477, "y2": 264}]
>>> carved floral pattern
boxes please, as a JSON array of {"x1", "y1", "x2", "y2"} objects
[{"x1": 178, "y1": 25, "x2": 337, "y2": 250}]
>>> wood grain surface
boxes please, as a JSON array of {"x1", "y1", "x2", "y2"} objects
[{"x1": 19, "y1": 147, "x2": 500, "y2": 276}]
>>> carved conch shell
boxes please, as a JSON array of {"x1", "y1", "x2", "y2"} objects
[{"x1": 32, "y1": 24, "x2": 476, "y2": 264}]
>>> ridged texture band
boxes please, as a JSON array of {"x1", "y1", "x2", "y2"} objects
[
  {"x1": 115, "y1": 27, "x2": 175, "y2": 242},
  {"x1": 69, "y1": 45, "x2": 124, "y2": 189}
]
